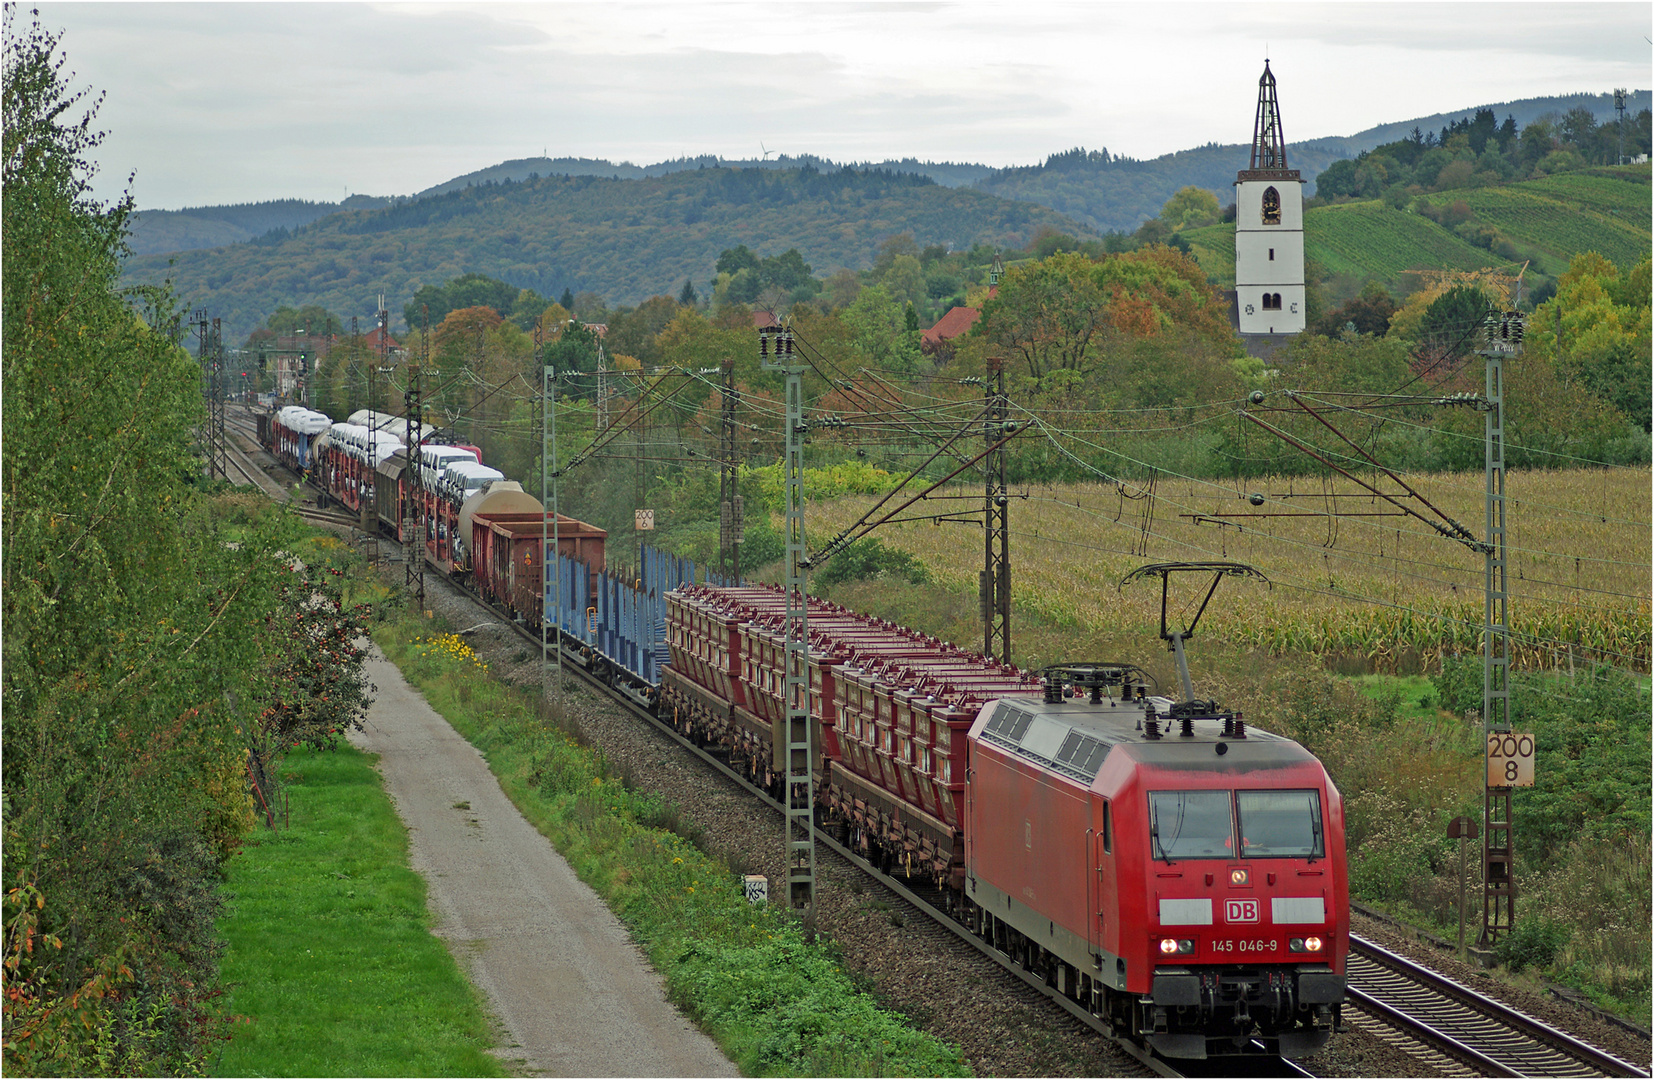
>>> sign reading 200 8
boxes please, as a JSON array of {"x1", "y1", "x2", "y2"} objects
[{"x1": 1486, "y1": 732, "x2": 1536, "y2": 787}]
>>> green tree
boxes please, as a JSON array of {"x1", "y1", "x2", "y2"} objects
[
  {"x1": 1158, "y1": 185, "x2": 1220, "y2": 230},
  {"x1": 974, "y1": 250, "x2": 1110, "y2": 381},
  {"x1": 606, "y1": 295, "x2": 681, "y2": 368},
  {"x1": 1527, "y1": 253, "x2": 1652, "y2": 431},
  {"x1": 403, "y1": 272, "x2": 529, "y2": 332},
  {"x1": 1414, "y1": 283, "x2": 1495, "y2": 370},
  {"x1": 842, "y1": 285, "x2": 922, "y2": 374}
]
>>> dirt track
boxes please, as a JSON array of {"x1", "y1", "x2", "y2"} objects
[{"x1": 349, "y1": 648, "x2": 737, "y2": 1078}]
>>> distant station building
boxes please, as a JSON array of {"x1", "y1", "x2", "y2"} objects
[{"x1": 1232, "y1": 60, "x2": 1305, "y2": 356}]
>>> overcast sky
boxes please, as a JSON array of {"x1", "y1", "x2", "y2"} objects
[{"x1": 27, "y1": 2, "x2": 1653, "y2": 211}]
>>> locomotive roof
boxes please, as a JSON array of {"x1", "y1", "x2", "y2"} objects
[{"x1": 975, "y1": 696, "x2": 1313, "y2": 786}]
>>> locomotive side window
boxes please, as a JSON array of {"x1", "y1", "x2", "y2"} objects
[
  {"x1": 1149, "y1": 790, "x2": 1234, "y2": 860},
  {"x1": 1236, "y1": 790, "x2": 1324, "y2": 858}
]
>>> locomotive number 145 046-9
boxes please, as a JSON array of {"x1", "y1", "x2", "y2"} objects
[{"x1": 1209, "y1": 938, "x2": 1276, "y2": 953}]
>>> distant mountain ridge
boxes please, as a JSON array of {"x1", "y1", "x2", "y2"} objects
[
  {"x1": 126, "y1": 88, "x2": 1648, "y2": 256},
  {"x1": 120, "y1": 165, "x2": 1094, "y2": 343},
  {"x1": 126, "y1": 195, "x2": 391, "y2": 256}
]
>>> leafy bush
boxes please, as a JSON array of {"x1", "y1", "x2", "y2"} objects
[
  {"x1": 1433, "y1": 655, "x2": 1484, "y2": 717},
  {"x1": 1495, "y1": 915, "x2": 1572, "y2": 973},
  {"x1": 815, "y1": 538, "x2": 930, "y2": 588},
  {"x1": 739, "y1": 515, "x2": 785, "y2": 569}
]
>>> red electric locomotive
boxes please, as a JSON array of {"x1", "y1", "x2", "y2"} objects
[
  {"x1": 661, "y1": 568, "x2": 1347, "y2": 1062},
  {"x1": 964, "y1": 663, "x2": 1346, "y2": 1060}
]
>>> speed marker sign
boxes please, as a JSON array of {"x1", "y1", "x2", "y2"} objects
[{"x1": 1486, "y1": 732, "x2": 1536, "y2": 788}]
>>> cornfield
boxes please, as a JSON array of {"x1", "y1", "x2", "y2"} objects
[{"x1": 806, "y1": 466, "x2": 1651, "y2": 674}]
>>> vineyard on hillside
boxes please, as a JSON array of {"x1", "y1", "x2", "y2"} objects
[
  {"x1": 1182, "y1": 166, "x2": 1651, "y2": 295},
  {"x1": 1419, "y1": 171, "x2": 1651, "y2": 275}
]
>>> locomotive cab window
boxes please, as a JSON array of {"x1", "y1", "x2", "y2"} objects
[
  {"x1": 1149, "y1": 790, "x2": 1234, "y2": 860},
  {"x1": 1236, "y1": 790, "x2": 1324, "y2": 859}
]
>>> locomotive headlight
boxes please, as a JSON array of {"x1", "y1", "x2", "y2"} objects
[
  {"x1": 1289, "y1": 936, "x2": 1325, "y2": 953},
  {"x1": 1229, "y1": 868, "x2": 1250, "y2": 887},
  {"x1": 1159, "y1": 938, "x2": 1179, "y2": 955},
  {"x1": 1159, "y1": 938, "x2": 1196, "y2": 955}
]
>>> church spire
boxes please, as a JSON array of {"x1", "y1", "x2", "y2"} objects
[{"x1": 1250, "y1": 60, "x2": 1289, "y2": 172}]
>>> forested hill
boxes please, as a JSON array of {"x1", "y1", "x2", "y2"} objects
[
  {"x1": 415, "y1": 154, "x2": 994, "y2": 198},
  {"x1": 119, "y1": 165, "x2": 1093, "y2": 342},
  {"x1": 124, "y1": 195, "x2": 392, "y2": 256}
]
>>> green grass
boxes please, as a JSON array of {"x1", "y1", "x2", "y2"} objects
[
  {"x1": 1348, "y1": 673, "x2": 1442, "y2": 722},
  {"x1": 213, "y1": 745, "x2": 505, "y2": 1077}
]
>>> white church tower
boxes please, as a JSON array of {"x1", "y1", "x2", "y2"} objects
[{"x1": 1235, "y1": 60, "x2": 1305, "y2": 336}]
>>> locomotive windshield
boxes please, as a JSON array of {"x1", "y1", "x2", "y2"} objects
[
  {"x1": 1236, "y1": 790, "x2": 1324, "y2": 858},
  {"x1": 1149, "y1": 791, "x2": 1234, "y2": 860},
  {"x1": 1149, "y1": 789, "x2": 1325, "y2": 860}
]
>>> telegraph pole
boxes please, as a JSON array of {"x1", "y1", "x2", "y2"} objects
[
  {"x1": 759, "y1": 322, "x2": 815, "y2": 935},
  {"x1": 981, "y1": 355, "x2": 1011, "y2": 662}
]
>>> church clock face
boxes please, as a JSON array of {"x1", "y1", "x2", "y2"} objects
[{"x1": 1262, "y1": 186, "x2": 1282, "y2": 225}]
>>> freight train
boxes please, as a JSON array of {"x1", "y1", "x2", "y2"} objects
[{"x1": 260, "y1": 401, "x2": 1347, "y2": 1061}]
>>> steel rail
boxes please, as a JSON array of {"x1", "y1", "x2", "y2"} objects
[{"x1": 1350, "y1": 935, "x2": 1648, "y2": 1077}]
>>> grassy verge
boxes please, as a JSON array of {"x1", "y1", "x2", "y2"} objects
[
  {"x1": 213, "y1": 745, "x2": 505, "y2": 1077},
  {"x1": 374, "y1": 617, "x2": 970, "y2": 1077}
]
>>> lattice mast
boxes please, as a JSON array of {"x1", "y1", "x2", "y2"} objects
[
  {"x1": 758, "y1": 323, "x2": 816, "y2": 937},
  {"x1": 981, "y1": 356, "x2": 1010, "y2": 662}
]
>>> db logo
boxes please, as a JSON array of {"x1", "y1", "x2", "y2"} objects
[{"x1": 1226, "y1": 899, "x2": 1259, "y2": 924}]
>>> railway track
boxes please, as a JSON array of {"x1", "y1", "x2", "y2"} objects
[
  {"x1": 1344, "y1": 935, "x2": 1647, "y2": 1077},
  {"x1": 234, "y1": 420, "x2": 1642, "y2": 1079}
]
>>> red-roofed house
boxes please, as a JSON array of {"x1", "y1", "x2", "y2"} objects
[{"x1": 922, "y1": 305, "x2": 982, "y2": 354}]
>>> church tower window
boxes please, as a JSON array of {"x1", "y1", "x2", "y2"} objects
[{"x1": 1262, "y1": 186, "x2": 1281, "y2": 225}]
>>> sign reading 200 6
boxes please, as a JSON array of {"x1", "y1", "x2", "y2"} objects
[{"x1": 1486, "y1": 732, "x2": 1536, "y2": 788}]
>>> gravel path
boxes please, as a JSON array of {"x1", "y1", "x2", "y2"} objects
[{"x1": 351, "y1": 646, "x2": 737, "y2": 1078}]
